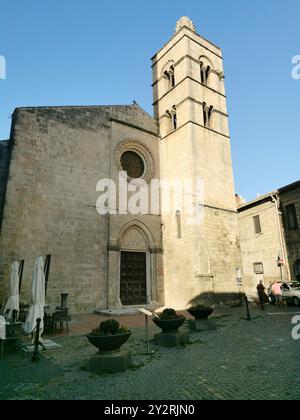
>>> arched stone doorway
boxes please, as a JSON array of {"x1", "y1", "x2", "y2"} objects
[
  {"x1": 119, "y1": 225, "x2": 150, "y2": 306},
  {"x1": 107, "y1": 220, "x2": 161, "y2": 309}
]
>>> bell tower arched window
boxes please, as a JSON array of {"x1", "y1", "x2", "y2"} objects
[
  {"x1": 170, "y1": 66, "x2": 175, "y2": 88},
  {"x1": 164, "y1": 65, "x2": 176, "y2": 90},
  {"x1": 165, "y1": 106, "x2": 177, "y2": 133},
  {"x1": 171, "y1": 106, "x2": 177, "y2": 130},
  {"x1": 200, "y1": 62, "x2": 211, "y2": 86},
  {"x1": 203, "y1": 103, "x2": 213, "y2": 128}
]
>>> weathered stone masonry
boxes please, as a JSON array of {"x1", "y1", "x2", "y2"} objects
[{"x1": 0, "y1": 105, "x2": 163, "y2": 313}]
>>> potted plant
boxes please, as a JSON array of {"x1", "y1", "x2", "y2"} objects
[
  {"x1": 188, "y1": 304, "x2": 214, "y2": 320},
  {"x1": 153, "y1": 308, "x2": 186, "y2": 333},
  {"x1": 87, "y1": 319, "x2": 131, "y2": 353}
]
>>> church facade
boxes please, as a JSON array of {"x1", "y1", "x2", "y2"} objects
[{"x1": 0, "y1": 17, "x2": 242, "y2": 313}]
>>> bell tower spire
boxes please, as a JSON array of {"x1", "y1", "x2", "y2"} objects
[{"x1": 175, "y1": 16, "x2": 197, "y2": 33}]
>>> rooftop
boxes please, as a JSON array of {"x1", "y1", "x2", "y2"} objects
[{"x1": 238, "y1": 180, "x2": 300, "y2": 212}]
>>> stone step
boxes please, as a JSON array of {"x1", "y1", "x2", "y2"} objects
[{"x1": 94, "y1": 305, "x2": 161, "y2": 317}]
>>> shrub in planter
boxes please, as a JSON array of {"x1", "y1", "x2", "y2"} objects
[
  {"x1": 91, "y1": 319, "x2": 128, "y2": 336},
  {"x1": 153, "y1": 308, "x2": 186, "y2": 333},
  {"x1": 159, "y1": 308, "x2": 179, "y2": 320},
  {"x1": 87, "y1": 319, "x2": 131, "y2": 353}
]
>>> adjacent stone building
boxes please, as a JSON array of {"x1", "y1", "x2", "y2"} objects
[
  {"x1": 278, "y1": 182, "x2": 300, "y2": 282},
  {"x1": 0, "y1": 17, "x2": 242, "y2": 313},
  {"x1": 237, "y1": 181, "x2": 300, "y2": 298}
]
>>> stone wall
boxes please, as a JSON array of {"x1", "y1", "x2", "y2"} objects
[
  {"x1": 238, "y1": 199, "x2": 284, "y2": 298},
  {"x1": 279, "y1": 183, "x2": 300, "y2": 281},
  {"x1": 0, "y1": 105, "x2": 161, "y2": 313}
]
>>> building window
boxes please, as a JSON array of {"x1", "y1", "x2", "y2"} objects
[
  {"x1": 121, "y1": 151, "x2": 145, "y2": 179},
  {"x1": 168, "y1": 106, "x2": 177, "y2": 131},
  {"x1": 254, "y1": 263, "x2": 264, "y2": 275},
  {"x1": 253, "y1": 215, "x2": 262, "y2": 234},
  {"x1": 172, "y1": 113, "x2": 177, "y2": 130},
  {"x1": 200, "y1": 62, "x2": 211, "y2": 86},
  {"x1": 203, "y1": 103, "x2": 213, "y2": 128},
  {"x1": 286, "y1": 204, "x2": 298, "y2": 230},
  {"x1": 170, "y1": 66, "x2": 175, "y2": 87},
  {"x1": 294, "y1": 260, "x2": 300, "y2": 281},
  {"x1": 164, "y1": 71, "x2": 171, "y2": 87},
  {"x1": 164, "y1": 65, "x2": 175, "y2": 90}
]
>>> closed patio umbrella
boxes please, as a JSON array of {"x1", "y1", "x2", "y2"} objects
[
  {"x1": 24, "y1": 257, "x2": 45, "y2": 338},
  {"x1": 3, "y1": 261, "x2": 20, "y2": 320},
  {"x1": 0, "y1": 316, "x2": 5, "y2": 340}
]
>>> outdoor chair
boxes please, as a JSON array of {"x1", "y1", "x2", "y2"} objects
[
  {"x1": 18, "y1": 304, "x2": 29, "y2": 323},
  {"x1": 52, "y1": 309, "x2": 69, "y2": 333},
  {"x1": 44, "y1": 310, "x2": 54, "y2": 333}
]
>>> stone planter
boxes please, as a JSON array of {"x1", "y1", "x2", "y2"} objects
[
  {"x1": 153, "y1": 317, "x2": 189, "y2": 347},
  {"x1": 87, "y1": 332, "x2": 132, "y2": 374},
  {"x1": 152, "y1": 317, "x2": 186, "y2": 333},
  {"x1": 87, "y1": 332, "x2": 132, "y2": 354},
  {"x1": 188, "y1": 308, "x2": 217, "y2": 332},
  {"x1": 187, "y1": 308, "x2": 214, "y2": 320}
]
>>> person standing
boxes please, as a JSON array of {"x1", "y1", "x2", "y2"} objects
[
  {"x1": 257, "y1": 280, "x2": 266, "y2": 311},
  {"x1": 272, "y1": 281, "x2": 283, "y2": 305}
]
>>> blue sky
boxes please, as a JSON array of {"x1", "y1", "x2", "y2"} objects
[{"x1": 0, "y1": 0, "x2": 299, "y2": 201}]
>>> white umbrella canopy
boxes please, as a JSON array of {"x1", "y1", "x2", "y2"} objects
[
  {"x1": 0, "y1": 316, "x2": 6, "y2": 340},
  {"x1": 24, "y1": 257, "x2": 46, "y2": 337},
  {"x1": 3, "y1": 261, "x2": 20, "y2": 320}
]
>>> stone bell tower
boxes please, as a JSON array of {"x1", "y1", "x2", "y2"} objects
[{"x1": 152, "y1": 17, "x2": 242, "y2": 309}]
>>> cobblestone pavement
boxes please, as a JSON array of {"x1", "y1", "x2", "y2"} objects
[{"x1": 0, "y1": 306, "x2": 299, "y2": 400}]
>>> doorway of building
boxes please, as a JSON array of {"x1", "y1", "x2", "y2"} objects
[{"x1": 120, "y1": 251, "x2": 147, "y2": 306}]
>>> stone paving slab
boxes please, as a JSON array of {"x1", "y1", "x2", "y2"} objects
[{"x1": 0, "y1": 306, "x2": 299, "y2": 400}]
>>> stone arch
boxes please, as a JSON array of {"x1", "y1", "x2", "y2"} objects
[
  {"x1": 161, "y1": 60, "x2": 176, "y2": 92},
  {"x1": 115, "y1": 139, "x2": 155, "y2": 184},
  {"x1": 117, "y1": 220, "x2": 155, "y2": 252},
  {"x1": 199, "y1": 55, "x2": 215, "y2": 70},
  {"x1": 161, "y1": 59, "x2": 175, "y2": 77},
  {"x1": 114, "y1": 221, "x2": 157, "y2": 308}
]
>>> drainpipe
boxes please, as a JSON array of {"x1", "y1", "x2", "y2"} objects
[{"x1": 271, "y1": 194, "x2": 291, "y2": 281}]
